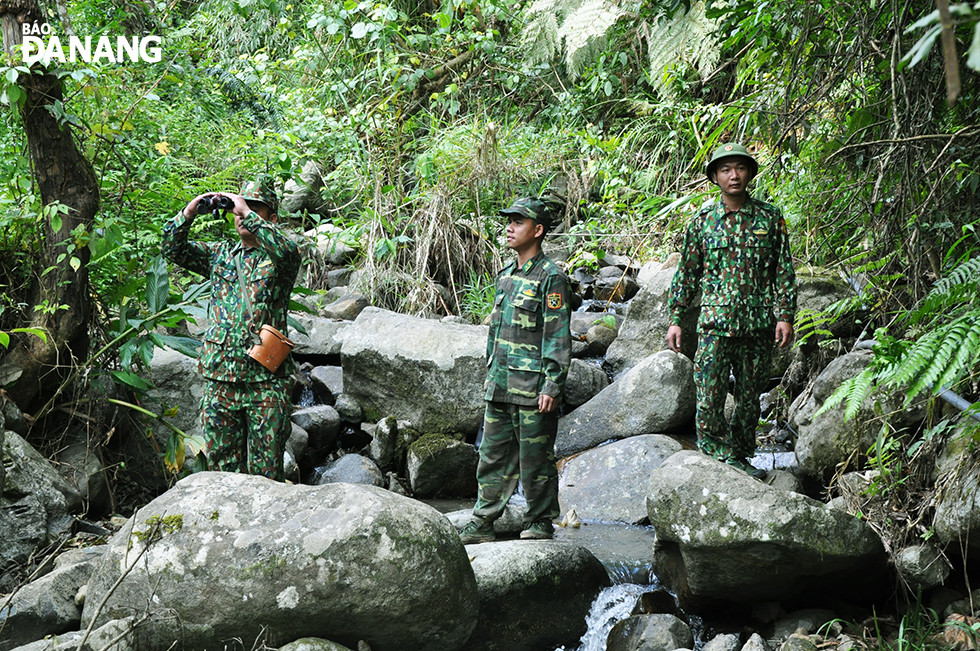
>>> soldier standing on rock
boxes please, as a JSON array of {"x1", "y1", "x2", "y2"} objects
[
  {"x1": 162, "y1": 177, "x2": 301, "y2": 481},
  {"x1": 459, "y1": 197, "x2": 572, "y2": 543},
  {"x1": 666, "y1": 144, "x2": 797, "y2": 479}
]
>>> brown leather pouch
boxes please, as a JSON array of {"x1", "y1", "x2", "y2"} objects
[{"x1": 248, "y1": 324, "x2": 294, "y2": 373}]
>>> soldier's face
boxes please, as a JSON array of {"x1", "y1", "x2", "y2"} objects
[
  {"x1": 714, "y1": 158, "x2": 752, "y2": 197},
  {"x1": 505, "y1": 216, "x2": 542, "y2": 252}
]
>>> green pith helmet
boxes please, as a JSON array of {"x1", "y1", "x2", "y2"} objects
[
  {"x1": 705, "y1": 143, "x2": 759, "y2": 184},
  {"x1": 239, "y1": 175, "x2": 279, "y2": 214},
  {"x1": 499, "y1": 196, "x2": 552, "y2": 229}
]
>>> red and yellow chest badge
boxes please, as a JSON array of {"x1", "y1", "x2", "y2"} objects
[{"x1": 547, "y1": 292, "x2": 563, "y2": 309}]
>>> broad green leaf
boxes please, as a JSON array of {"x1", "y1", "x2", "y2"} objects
[
  {"x1": 154, "y1": 334, "x2": 202, "y2": 358},
  {"x1": 146, "y1": 255, "x2": 170, "y2": 315},
  {"x1": 287, "y1": 313, "x2": 309, "y2": 335},
  {"x1": 0, "y1": 332, "x2": 8, "y2": 348},
  {"x1": 112, "y1": 369, "x2": 153, "y2": 391},
  {"x1": 51, "y1": 214, "x2": 62, "y2": 233},
  {"x1": 351, "y1": 22, "x2": 368, "y2": 39}
]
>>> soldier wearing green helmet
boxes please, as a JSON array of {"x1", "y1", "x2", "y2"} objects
[
  {"x1": 162, "y1": 175, "x2": 300, "y2": 480},
  {"x1": 459, "y1": 196, "x2": 572, "y2": 543},
  {"x1": 666, "y1": 143, "x2": 797, "y2": 479}
]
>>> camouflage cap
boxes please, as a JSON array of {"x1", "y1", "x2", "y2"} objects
[
  {"x1": 499, "y1": 197, "x2": 552, "y2": 228},
  {"x1": 239, "y1": 176, "x2": 279, "y2": 214},
  {"x1": 705, "y1": 143, "x2": 759, "y2": 184}
]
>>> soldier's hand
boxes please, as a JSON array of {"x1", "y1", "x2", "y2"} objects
[
  {"x1": 666, "y1": 325, "x2": 683, "y2": 353},
  {"x1": 183, "y1": 193, "x2": 216, "y2": 218},
  {"x1": 538, "y1": 394, "x2": 557, "y2": 413},
  {"x1": 775, "y1": 321, "x2": 794, "y2": 348}
]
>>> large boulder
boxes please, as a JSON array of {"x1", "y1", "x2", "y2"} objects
[
  {"x1": 647, "y1": 451, "x2": 886, "y2": 608},
  {"x1": 558, "y1": 434, "x2": 683, "y2": 524},
  {"x1": 80, "y1": 472, "x2": 478, "y2": 651},
  {"x1": 461, "y1": 541, "x2": 611, "y2": 651},
  {"x1": 556, "y1": 351, "x2": 695, "y2": 459},
  {"x1": 0, "y1": 558, "x2": 96, "y2": 649},
  {"x1": 341, "y1": 308, "x2": 487, "y2": 435},
  {"x1": 291, "y1": 315, "x2": 351, "y2": 358},
  {"x1": 312, "y1": 454, "x2": 383, "y2": 487},
  {"x1": 605, "y1": 614, "x2": 693, "y2": 651},
  {"x1": 604, "y1": 268, "x2": 698, "y2": 375},
  {"x1": 281, "y1": 161, "x2": 327, "y2": 216},
  {"x1": 144, "y1": 348, "x2": 204, "y2": 453},
  {"x1": 789, "y1": 350, "x2": 926, "y2": 479},
  {"x1": 565, "y1": 359, "x2": 610, "y2": 408},
  {"x1": 406, "y1": 435, "x2": 478, "y2": 498},
  {"x1": 1, "y1": 432, "x2": 76, "y2": 569},
  {"x1": 933, "y1": 456, "x2": 980, "y2": 558}
]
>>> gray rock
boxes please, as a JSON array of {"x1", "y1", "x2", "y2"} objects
[
  {"x1": 291, "y1": 404, "x2": 341, "y2": 452},
  {"x1": 7, "y1": 617, "x2": 137, "y2": 651},
  {"x1": 604, "y1": 268, "x2": 699, "y2": 374},
  {"x1": 311, "y1": 366, "x2": 344, "y2": 402},
  {"x1": 772, "y1": 609, "x2": 837, "y2": 640},
  {"x1": 584, "y1": 324, "x2": 617, "y2": 356},
  {"x1": 894, "y1": 544, "x2": 951, "y2": 590},
  {"x1": 558, "y1": 434, "x2": 683, "y2": 524},
  {"x1": 368, "y1": 417, "x2": 399, "y2": 472},
  {"x1": 291, "y1": 315, "x2": 351, "y2": 357},
  {"x1": 605, "y1": 614, "x2": 693, "y2": 651},
  {"x1": 2, "y1": 399, "x2": 28, "y2": 436},
  {"x1": 0, "y1": 560, "x2": 95, "y2": 648},
  {"x1": 55, "y1": 441, "x2": 109, "y2": 516},
  {"x1": 322, "y1": 294, "x2": 370, "y2": 321},
  {"x1": 934, "y1": 441, "x2": 980, "y2": 557},
  {"x1": 594, "y1": 275, "x2": 639, "y2": 303},
  {"x1": 144, "y1": 348, "x2": 204, "y2": 459},
  {"x1": 406, "y1": 436, "x2": 478, "y2": 498},
  {"x1": 326, "y1": 268, "x2": 353, "y2": 288},
  {"x1": 278, "y1": 639, "x2": 355, "y2": 651},
  {"x1": 647, "y1": 451, "x2": 885, "y2": 608},
  {"x1": 789, "y1": 351, "x2": 926, "y2": 479},
  {"x1": 341, "y1": 308, "x2": 487, "y2": 435},
  {"x1": 556, "y1": 351, "x2": 695, "y2": 459},
  {"x1": 461, "y1": 541, "x2": 611, "y2": 651},
  {"x1": 283, "y1": 161, "x2": 326, "y2": 216},
  {"x1": 779, "y1": 634, "x2": 819, "y2": 651},
  {"x1": 286, "y1": 423, "x2": 310, "y2": 467},
  {"x1": 334, "y1": 393, "x2": 363, "y2": 423},
  {"x1": 314, "y1": 454, "x2": 383, "y2": 487},
  {"x1": 565, "y1": 360, "x2": 610, "y2": 408},
  {"x1": 743, "y1": 633, "x2": 774, "y2": 651},
  {"x1": 703, "y1": 633, "x2": 741, "y2": 651},
  {"x1": 445, "y1": 502, "x2": 526, "y2": 537},
  {"x1": 54, "y1": 546, "x2": 106, "y2": 570},
  {"x1": 80, "y1": 472, "x2": 478, "y2": 651},
  {"x1": 1, "y1": 432, "x2": 76, "y2": 568}
]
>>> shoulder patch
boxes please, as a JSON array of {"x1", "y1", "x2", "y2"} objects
[{"x1": 547, "y1": 292, "x2": 563, "y2": 310}]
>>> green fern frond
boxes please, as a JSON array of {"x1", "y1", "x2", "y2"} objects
[
  {"x1": 888, "y1": 327, "x2": 945, "y2": 388},
  {"x1": 815, "y1": 366, "x2": 877, "y2": 420},
  {"x1": 844, "y1": 367, "x2": 877, "y2": 421},
  {"x1": 645, "y1": 1, "x2": 721, "y2": 98},
  {"x1": 522, "y1": 12, "x2": 562, "y2": 66},
  {"x1": 912, "y1": 256, "x2": 980, "y2": 323},
  {"x1": 905, "y1": 312, "x2": 980, "y2": 396},
  {"x1": 559, "y1": 0, "x2": 625, "y2": 78}
]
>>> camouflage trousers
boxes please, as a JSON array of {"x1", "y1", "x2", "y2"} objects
[
  {"x1": 473, "y1": 401, "x2": 560, "y2": 526},
  {"x1": 201, "y1": 378, "x2": 290, "y2": 481},
  {"x1": 693, "y1": 332, "x2": 773, "y2": 462}
]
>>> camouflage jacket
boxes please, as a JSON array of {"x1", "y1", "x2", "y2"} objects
[
  {"x1": 485, "y1": 251, "x2": 572, "y2": 406},
  {"x1": 162, "y1": 211, "x2": 301, "y2": 382},
  {"x1": 668, "y1": 194, "x2": 796, "y2": 336}
]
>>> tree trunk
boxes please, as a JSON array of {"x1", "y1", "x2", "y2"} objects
[{"x1": 0, "y1": 0, "x2": 101, "y2": 413}]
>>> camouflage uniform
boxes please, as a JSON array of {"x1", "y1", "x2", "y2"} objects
[
  {"x1": 473, "y1": 249, "x2": 572, "y2": 527},
  {"x1": 162, "y1": 183, "x2": 300, "y2": 480},
  {"x1": 668, "y1": 194, "x2": 796, "y2": 463}
]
